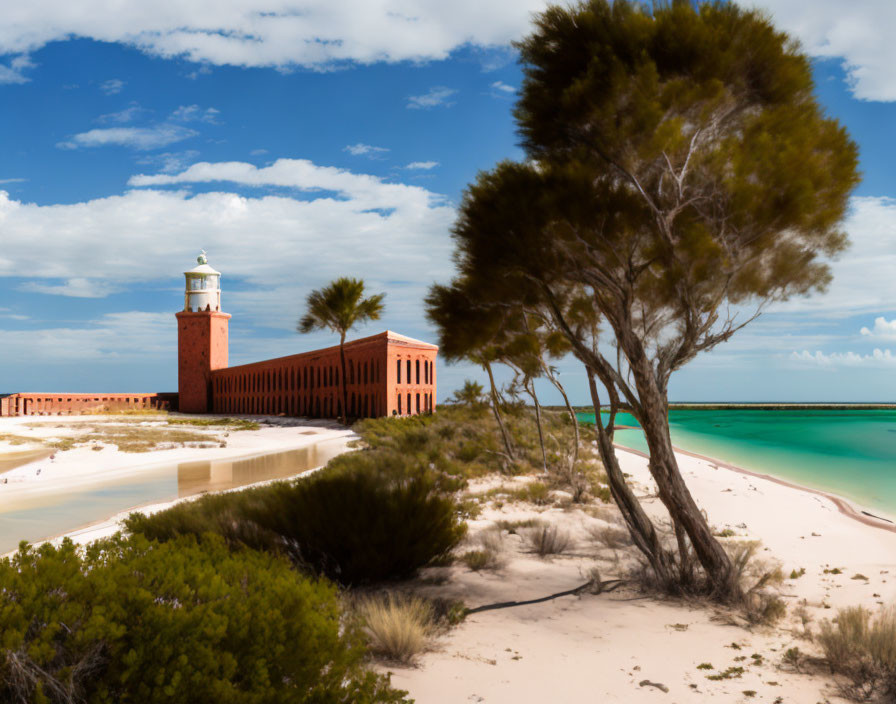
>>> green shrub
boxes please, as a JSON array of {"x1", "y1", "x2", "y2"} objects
[
  {"x1": 0, "y1": 535, "x2": 407, "y2": 704},
  {"x1": 127, "y1": 451, "x2": 466, "y2": 586},
  {"x1": 523, "y1": 525, "x2": 572, "y2": 557},
  {"x1": 818, "y1": 605, "x2": 896, "y2": 701}
]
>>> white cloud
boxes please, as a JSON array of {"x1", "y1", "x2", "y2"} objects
[
  {"x1": 0, "y1": 178, "x2": 26, "y2": 184},
  {"x1": 750, "y1": 1, "x2": 896, "y2": 101},
  {"x1": 127, "y1": 158, "x2": 444, "y2": 212},
  {"x1": 860, "y1": 317, "x2": 896, "y2": 339},
  {"x1": 405, "y1": 161, "x2": 438, "y2": 170},
  {"x1": 407, "y1": 86, "x2": 457, "y2": 109},
  {"x1": 490, "y1": 80, "x2": 515, "y2": 93},
  {"x1": 135, "y1": 150, "x2": 201, "y2": 174},
  {"x1": 250, "y1": 148, "x2": 268, "y2": 156},
  {"x1": 0, "y1": 159, "x2": 455, "y2": 317},
  {"x1": 99, "y1": 78, "x2": 125, "y2": 95},
  {"x1": 0, "y1": 312, "x2": 172, "y2": 362},
  {"x1": 170, "y1": 104, "x2": 220, "y2": 123},
  {"x1": 0, "y1": 2, "x2": 547, "y2": 71},
  {"x1": 770, "y1": 197, "x2": 896, "y2": 317},
  {"x1": 790, "y1": 348, "x2": 896, "y2": 367},
  {"x1": 343, "y1": 143, "x2": 389, "y2": 157},
  {"x1": 19, "y1": 278, "x2": 118, "y2": 298},
  {"x1": 96, "y1": 104, "x2": 144, "y2": 124},
  {"x1": 57, "y1": 124, "x2": 199, "y2": 150},
  {"x1": 0, "y1": 55, "x2": 33, "y2": 84}
]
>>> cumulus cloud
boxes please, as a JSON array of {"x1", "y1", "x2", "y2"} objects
[
  {"x1": 405, "y1": 161, "x2": 438, "y2": 170},
  {"x1": 790, "y1": 348, "x2": 896, "y2": 367},
  {"x1": 99, "y1": 78, "x2": 125, "y2": 95},
  {"x1": 343, "y1": 143, "x2": 389, "y2": 157},
  {"x1": 860, "y1": 316, "x2": 896, "y2": 339},
  {"x1": 770, "y1": 197, "x2": 896, "y2": 317},
  {"x1": 490, "y1": 80, "x2": 515, "y2": 94},
  {"x1": 407, "y1": 86, "x2": 456, "y2": 109},
  {"x1": 750, "y1": 0, "x2": 896, "y2": 101},
  {"x1": 57, "y1": 124, "x2": 199, "y2": 150},
  {"x1": 0, "y1": 1, "x2": 547, "y2": 70},
  {"x1": 0, "y1": 159, "x2": 455, "y2": 317}
]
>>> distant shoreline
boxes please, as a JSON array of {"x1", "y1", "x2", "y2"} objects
[{"x1": 565, "y1": 403, "x2": 896, "y2": 412}]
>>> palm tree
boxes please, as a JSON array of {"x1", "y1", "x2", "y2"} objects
[
  {"x1": 298, "y1": 278, "x2": 384, "y2": 424},
  {"x1": 449, "y1": 380, "x2": 485, "y2": 407}
]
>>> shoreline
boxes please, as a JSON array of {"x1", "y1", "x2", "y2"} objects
[{"x1": 614, "y1": 441, "x2": 896, "y2": 534}]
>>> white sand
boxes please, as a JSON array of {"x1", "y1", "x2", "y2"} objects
[{"x1": 389, "y1": 446, "x2": 896, "y2": 703}]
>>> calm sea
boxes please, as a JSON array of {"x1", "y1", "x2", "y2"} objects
[{"x1": 576, "y1": 409, "x2": 896, "y2": 516}]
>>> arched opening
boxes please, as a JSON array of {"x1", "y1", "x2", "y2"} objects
[
  {"x1": 416, "y1": 360, "x2": 420, "y2": 384},
  {"x1": 406, "y1": 360, "x2": 411, "y2": 385},
  {"x1": 407, "y1": 392, "x2": 411, "y2": 415},
  {"x1": 396, "y1": 359, "x2": 401, "y2": 384},
  {"x1": 416, "y1": 393, "x2": 420, "y2": 414},
  {"x1": 397, "y1": 394, "x2": 402, "y2": 414}
]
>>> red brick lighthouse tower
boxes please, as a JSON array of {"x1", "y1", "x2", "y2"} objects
[{"x1": 176, "y1": 251, "x2": 230, "y2": 413}]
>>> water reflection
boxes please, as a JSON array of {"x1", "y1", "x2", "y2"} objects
[
  {"x1": 0, "y1": 437, "x2": 350, "y2": 555},
  {"x1": 0, "y1": 448, "x2": 52, "y2": 476}
]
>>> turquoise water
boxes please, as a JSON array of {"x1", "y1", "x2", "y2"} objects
[{"x1": 577, "y1": 409, "x2": 896, "y2": 516}]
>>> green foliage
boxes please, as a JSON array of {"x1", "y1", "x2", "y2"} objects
[
  {"x1": 449, "y1": 379, "x2": 487, "y2": 407},
  {"x1": 166, "y1": 416, "x2": 260, "y2": 430},
  {"x1": 127, "y1": 449, "x2": 466, "y2": 586},
  {"x1": 818, "y1": 606, "x2": 896, "y2": 701},
  {"x1": 297, "y1": 277, "x2": 384, "y2": 338},
  {"x1": 0, "y1": 535, "x2": 407, "y2": 704}
]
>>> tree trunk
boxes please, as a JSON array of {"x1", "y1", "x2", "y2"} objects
[
  {"x1": 624, "y1": 347, "x2": 735, "y2": 597},
  {"x1": 338, "y1": 331, "x2": 348, "y2": 425},
  {"x1": 526, "y1": 377, "x2": 548, "y2": 473},
  {"x1": 542, "y1": 361, "x2": 578, "y2": 475},
  {"x1": 483, "y1": 360, "x2": 515, "y2": 462},
  {"x1": 586, "y1": 366, "x2": 675, "y2": 589}
]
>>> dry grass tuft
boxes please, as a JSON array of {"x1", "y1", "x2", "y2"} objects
[
  {"x1": 523, "y1": 524, "x2": 572, "y2": 557},
  {"x1": 358, "y1": 593, "x2": 434, "y2": 664},
  {"x1": 589, "y1": 524, "x2": 633, "y2": 552},
  {"x1": 818, "y1": 605, "x2": 896, "y2": 701},
  {"x1": 459, "y1": 528, "x2": 506, "y2": 571}
]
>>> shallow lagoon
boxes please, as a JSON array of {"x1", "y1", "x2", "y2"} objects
[{"x1": 0, "y1": 437, "x2": 348, "y2": 553}]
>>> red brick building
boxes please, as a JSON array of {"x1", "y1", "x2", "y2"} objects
[{"x1": 1, "y1": 253, "x2": 437, "y2": 420}]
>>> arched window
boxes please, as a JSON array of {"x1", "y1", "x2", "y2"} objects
[
  {"x1": 364, "y1": 361, "x2": 368, "y2": 385},
  {"x1": 396, "y1": 359, "x2": 401, "y2": 383},
  {"x1": 406, "y1": 360, "x2": 411, "y2": 385},
  {"x1": 397, "y1": 394, "x2": 402, "y2": 414},
  {"x1": 416, "y1": 393, "x2": 420, "y2": 414},
  {"x1": 407, "y1": 392, "x2": 411, "y2": 415},
  {"x1": 415, "y1": 359, "x2": 420, "y2": 384}
]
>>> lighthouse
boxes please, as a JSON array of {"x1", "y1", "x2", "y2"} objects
[{"x1": 175, "y1": 251, "x2": 230, "y2": 413}]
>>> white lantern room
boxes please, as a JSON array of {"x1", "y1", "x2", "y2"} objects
[{"x1": 183, "y1": 251, "x2": 222, "y2": 312}]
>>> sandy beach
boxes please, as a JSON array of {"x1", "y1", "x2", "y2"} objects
[
  {"x1": 388, "y1": 443, "x2": 896, "y2": 703},
  {"x1": 4, "y1": 414, "x2": 895, "y2": 702}
]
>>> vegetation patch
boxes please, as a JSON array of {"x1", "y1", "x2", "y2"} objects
[
  {"x1": 357, "y1": 594, "x2": 434, "y2": 664},
  {"x1": 0, "y1": 535, "x2": 408, "y2": 703}
]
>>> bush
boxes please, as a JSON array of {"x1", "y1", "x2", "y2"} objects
[
  {"x1": 0, "y1": 535, "x2": 407, "y2": 704},
  {"x1": 358, "y1": 594, "x2": 434, "y2": 664},
  {"x1": 818, "y1": 605, "x2": 896, "y2": 701},
  {"x1": 523, "y1": 525, "x2": 572, "y2": 557},
  {"x1": 126, "y1": 450, "x2": 467, "y2": 586}
]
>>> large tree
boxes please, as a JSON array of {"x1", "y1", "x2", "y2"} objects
[
  {"x1": 298, "y1": 278, "x2": 384, "y2": 424},
  {"x1": 442, "y1": 0, "x2": 859, "y2": 597}
]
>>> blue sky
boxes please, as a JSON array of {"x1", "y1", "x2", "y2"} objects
[{"x1": 1, "y1": 0, "x2": 896, "y2": 404}]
